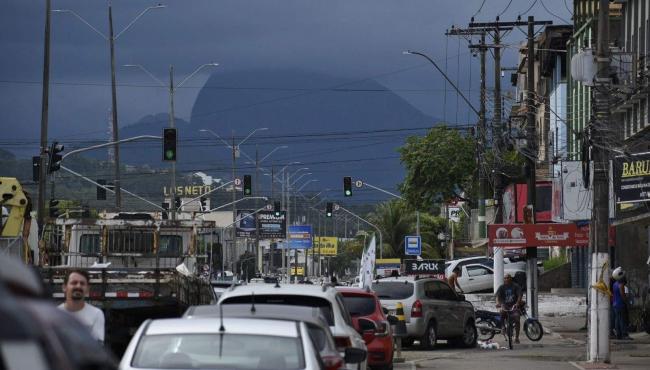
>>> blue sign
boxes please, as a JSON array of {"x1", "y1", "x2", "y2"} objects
[
  {"x1": 288, "y1": 225, "x2": 313, "y2": 249},
  {"x1": 405, "y1": 235, "x2": 421, "y2": 256}
]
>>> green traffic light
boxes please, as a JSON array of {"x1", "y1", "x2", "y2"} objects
[
  {"x1": 165, "y1": 150, "x2": 175, "y2": 160},
  {"x1": 345, "y1": 190, "x2": 351, "y2": 196}
]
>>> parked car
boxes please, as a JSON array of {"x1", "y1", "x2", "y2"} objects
[
  {"x1": 184, "y1": 303, "x2": 364, "y2": 369},
  {"x1": 445, "y1": 257, "x2": 527, "y2": 291},
  {"x1": 218, "y1": 284, "x2": 368, "y2": 370},
  {"x1": 337, "y1": 287, "x2": 394, "y2": 370},
  {"x1": 372, "y1": 276, "x2": 476, "y2": 349},
  {"x1": 119, "y1": 317, "x2": 325, "y2": 370}
]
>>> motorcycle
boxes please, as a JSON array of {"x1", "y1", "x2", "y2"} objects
[{"x1": 475, "y1": 304, "x2": 544, "y2": 343}]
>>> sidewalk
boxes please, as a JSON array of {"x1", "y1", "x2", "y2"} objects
[{"x1": 542, "y1": 312, "x2": 650, "y2": 369}]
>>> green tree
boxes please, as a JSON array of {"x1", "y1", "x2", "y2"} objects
[
  {"x1": 398, "y1": 125, "x2": 476, "y2": 210},
  {"x1": 366, "y1": 199, "x2": 415, "y2": 259}
]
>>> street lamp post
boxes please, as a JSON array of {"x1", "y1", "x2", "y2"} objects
[
  {"x1": 200, "y1": 127, "x2": 268, "y2": 270},
  {"x1": 125, "y1": 63, "x2": 218, "y2": 220},
  {"x1": 53, "y1": 4, "x2": 165, "y2": 210}
]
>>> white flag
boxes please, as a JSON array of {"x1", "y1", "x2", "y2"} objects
[{"x1": 358, "y1": 236, "x2": 376, "y2": 289}]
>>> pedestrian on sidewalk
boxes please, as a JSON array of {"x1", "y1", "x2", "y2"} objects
[
  {"x1": 58, "y1": 269, "x2": 105, "y2": 342},
  {"x1": 612, "y1": 267, "x2": 632, "y2": 340}
]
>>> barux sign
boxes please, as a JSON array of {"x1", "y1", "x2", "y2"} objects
[{"x1": 404, "y1": 259, "x2": 445, "y2": 279}]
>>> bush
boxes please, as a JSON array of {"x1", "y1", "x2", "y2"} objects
[{"x1": 543, "y1": 256, "x2": 566, "y2": 271}]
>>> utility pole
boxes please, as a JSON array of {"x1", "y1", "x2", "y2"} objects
[
  {"x1": 169, "y1": 66, "x2": 177, "y2": 221},
  {"x1": 231, "y1": 132, "x2": 237, "y2": 271},
  {"x1": 589, "y1": 0, "x2": 611, "y2": 362},
  {"x1": 468, "y1": 17, "x2": 552, "y2": 310},
  {"x1": 108, "y1": 3, "x2": 122, "y2": 210},
  {"x1": 255, "y1": 146, "x2": 261, "y2": 274},
  {"x1": 525, "y1": 16, "x2": 539, "y2": 319},
  {"x1": 37, "y1": 0, "x2": 51, "y2": 238}
]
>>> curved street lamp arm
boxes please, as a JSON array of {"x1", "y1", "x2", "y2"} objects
[
  {"x1": 115, "y1": 5, "x2": 166, "y2": 40},
  {"x1": 52, "y1": 9, "x2": 108, "y2": 40},
  {"x1": 238, "y1": 127, "x2": 268, "y2": 147},
  {"x1": 403, "y1": 50, "x2": 480, "y2": 116},
  {"x1": 123, "y1": 64, "x2": 166, "y2": 87},
  {"x1": 62, "y1": 135, "x2": 161, "y2": 161},
  {"x1": 176, "y1": 63, "x2": 219, "y2": 89}
]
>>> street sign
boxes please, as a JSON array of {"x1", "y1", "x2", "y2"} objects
[
  {"x1": 355, "y1": 180, "x2": 363, "y2": 188},
  {"x1": 404, "y1": 259, "x2": 445, "y2": 279},
  {"x1": 234, "y1": 178, "x2": 242, "y2": 186},
  {"x1": 404, "y1": 235, "x2": 421, "y2": 255},
  {"x1": 334, "y1": 204, "x2": 340, "y2": 211},
  {"x1": 265, "y1": 203, "x2": 273, "y2": 210}
]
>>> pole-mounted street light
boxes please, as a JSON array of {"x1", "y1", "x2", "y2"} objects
[
  {"x1": 125, "y1": 62, "x2": 218, "y2": 220},
  {"x1": 53, "y1": 4, "x2": 165, "y2": 210}
]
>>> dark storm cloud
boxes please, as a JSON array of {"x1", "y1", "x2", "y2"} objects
[{"x1": 1, "y1": 0, "x2": 571, "y2": 150}]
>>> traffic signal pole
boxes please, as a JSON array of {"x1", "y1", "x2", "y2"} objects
[{"x1": 37, "y1": 0, "x2": 51, "y2": 239}]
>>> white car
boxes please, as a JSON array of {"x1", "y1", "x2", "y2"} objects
[
  {"x1": 218, "y1": 284, "x2": 368, "y2": 370},
  {"x1": 446, "y1": 257, "x2": 527, "y2": 293},
  {"x1": 119, "y1": 317, "x2": 323, "y2": 370}
]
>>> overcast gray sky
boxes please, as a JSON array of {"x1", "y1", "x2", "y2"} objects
[{"x1": 1, "y1": 0, "x2": 572, "y2": 152}]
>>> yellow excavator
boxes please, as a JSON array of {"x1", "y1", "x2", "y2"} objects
[{"x1": 0, "y1": 177, "x2": 32, "y2": 263}]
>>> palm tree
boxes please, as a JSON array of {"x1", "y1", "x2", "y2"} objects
[{"x1": 366, "y1": 200, "x2": 415, "y2": 259}]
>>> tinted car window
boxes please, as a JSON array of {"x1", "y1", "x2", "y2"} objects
[
  {"x1": 132, "y1": 333, "x2": 305, "y2": 369},
  {"x1": 372, "y1": 282, "x2": 414, "y2": 300},
  {"x1": 335, "y1": 294, "x2": 352, "y2": 326},
  {"x1": 221, "y1": 295, "x2": 334, "y2": 326},
  {"x1": 433, "y1": 281, "x2": 457, "y2": 301},
  {"x1": 341, "y1": 296, "x2": 375, "y2": 316},
  {"x1": 423, "y1": 281, "x2": 440, "y2": 299}
]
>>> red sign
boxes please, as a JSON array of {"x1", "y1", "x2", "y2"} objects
[{"x1": 488, "y1": 223, "x2": 586, "y2": 248}]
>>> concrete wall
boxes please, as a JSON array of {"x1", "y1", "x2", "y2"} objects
[{"x1": 538, "y1": 262, "x2": 571, "y2": 292}]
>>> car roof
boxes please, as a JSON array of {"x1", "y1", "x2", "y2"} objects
[
  {"x1": 184, "y1": 303, "x2": 331, "y2": 328},
  {"x1": 218, "y1": 283, "x2": 339, "y2": 299},
  {"x1": 145, "y1": 317, "x2": 299, "y2": 337},
  {"x1": 335, "y1": 287, "x2": 376, "y2": 296}
]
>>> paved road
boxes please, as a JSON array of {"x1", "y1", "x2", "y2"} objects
[{"x1": 391, "y1": 328, "x2": 650, "y2": 370}]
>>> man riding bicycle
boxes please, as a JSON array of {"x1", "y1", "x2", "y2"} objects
[{"x1": 495, "y1": 273, "x2": 524, "y2": 344}]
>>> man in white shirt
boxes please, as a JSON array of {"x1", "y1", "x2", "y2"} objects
[{"x1": 58, "y1": 269, "x2": 105, "y2": 342}]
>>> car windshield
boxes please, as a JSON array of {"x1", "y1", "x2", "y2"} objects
[
  {"x1": 372, "y1": 282, "x2": 414, "y2": 300},
  {"x1": 132, "y1": 333, "x2": 304, "y2": 369},
  {"x1": 221, "y1": 295, "x2": 335, "y2": 326},
  {"x1": 341, "y1": 295, "x2": 376, "y2": 316}
]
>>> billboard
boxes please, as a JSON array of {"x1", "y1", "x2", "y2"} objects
[
  {"x1": 376, "y1": 258, "x2": 401, "y2": 277},
  {"x1": 403, "y1": 259, "x2": 445, "y2": 279},
  {"x1": 235, "y1": 209, "x2": 257, "y2": 237},
  {"x1": 288, "y1": 225, "x2": 313, "y2": 249},
  {"x1": 315, "y1": 236, "x2": 338, "y2": 256},
  {"x1": 488, "y1": 223, "x2": 587, "y2": 248},
  {"x1": 614, "y1": 152, "x2": 650, "y2": 204},
  {"x1": 258, "y1": 211, "x2": 286, "y2": 239}
]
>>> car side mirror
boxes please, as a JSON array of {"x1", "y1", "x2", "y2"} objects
[
  {"x1": 356, "y1": 318, "x2": 377, "y2": 334},
  {"x1": 344, "y1": 347, "x2": 367, "y2": 364},
  {"x1": 387, "y1": 315, "x2": 399, "y2": 325},
  {"x1": 362, "y1": 329, "x2": 376, "y2": 344}
]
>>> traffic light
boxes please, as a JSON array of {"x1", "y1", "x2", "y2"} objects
[
  {"x1": 274, "y1": 201, "x2": 281, "y2": 217},
  {"x1": 97, "y1": 179, "x2": 107, "y2": 200},
  {"x1": 163, "y1": 128, "x2": 177, "y2": 161},
  {"x1": 49, "y1": 199, "x2": 61, "y2": 218},
  {"x1": 32, "y1": 156, "x2": 40, "y2": 182},
  {"x1": 326, "y1": 202, "x2": 333, "y2": 217},
  {"x1": 47, "y1": 141, "x2": 64, "y2": 173},
  {"x1": 161, "y1": 202, "x2": 169, "y2": 220},
  {"x1": 343, "y1": 176, "x2": 352, "y2": 197},
  {"x1": 243, "y1": 175, "x2": 252, "y2": 196}
]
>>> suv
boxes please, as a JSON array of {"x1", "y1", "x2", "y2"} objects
[
  {"x1": 337, "y1": 287, "x2": 394, "y2": 370},
  {"x1": 218, "y1": 284, "x2": 368, "y2": 370},
  {"x1": 372, "y1": 277, "x2": 476, "y2": 349}
]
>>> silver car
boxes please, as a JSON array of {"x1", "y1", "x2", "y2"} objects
[
  {"x1": 119, "y1": 317, "x2": 323, "y2": 370},
  {"x1": 372, "y1": 277, "x2": 476, "y2": 349}
]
